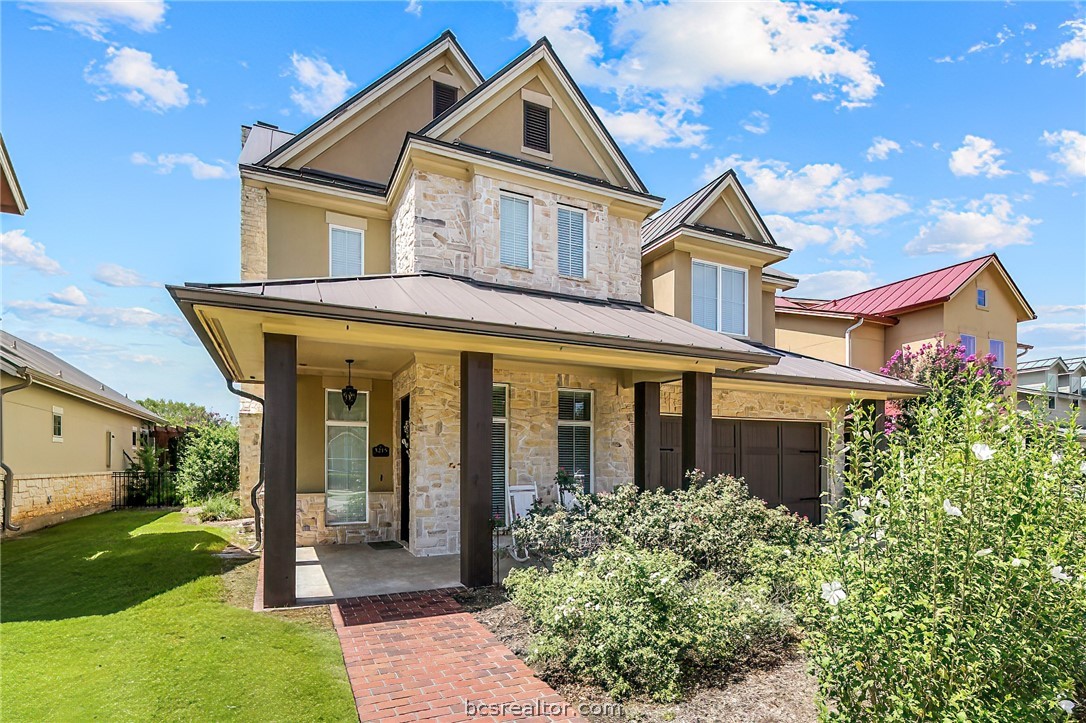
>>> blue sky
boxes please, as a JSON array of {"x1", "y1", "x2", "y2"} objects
[{"x1": 2, "y1": 1, "x2": 1084, "y2": 417}]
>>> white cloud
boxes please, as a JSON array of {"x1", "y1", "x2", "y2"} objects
[
  {"x1": 866, "y1": 136, "x2": 902, "y2": 161},
  {"x1": 1043, "y1": 18, "x2": 1086, "y2": 76},
  {"x1": 594, "y1": 104, "x2": 708, "y2": 149},
  {"x1": 48, "y1": 285, "x2": 88, "y2": 306},
  {"x1": 791, "y1": 270, "x2": 879, "y2": 299},
  {"x1": 1037, "y1": 304, "x2": 1086, "y2": 315},
  {"x1": 741, "y1": 111, "x2": 770, "y2": 135},
  {"x1": 405, "y1": 0, "x2": 422, "y2": 16},
  {"x1": 515, "y1": 1, "x2": 881, "y2": 150},
  {"x1": 85, "y1": 46, "x2": 190, "y2": 113},
  {"x1": 905, "y1": 194, "x2": 1038, "y2": 257},
  {"x1": 15, "y1": 330, "x2": 169, "y2": 366},
  {"x1": 131, "y1": 151, "x2": 231, "y2": 180},
  {"x1": 1028, "y1": 169, "x2": 1051, "y2": 184},
  {"x1": 948, "y1": 135, "x2": 1012, "y2": 178},
  {"x1": 764, "y1": 215, "x2": 865, "y2": 254},
  {"x1": 1041, "y1": 129, "x2": 1086, "y2": 177},
  {"x1": 1020, "y1": 321, "x2": 1086, "y2": 340},
  {"x1": 704, "y1": 155, "x2": 910, "y2": 227},
  {"x1": 1, "y1": 229, "x2": 64, "y2": 275},
  {"x1": 966, "y1": 25, "x2": 1015, "y2": 55},
  {"x1": 20, "y1": 0, "x2": 166, "y2": 40},
  {"x1": 92, "y1": 263, "x2": 159, "y2": 288},
  {"x1": 287, "y1": 52, "x2": 353, "y2": 116},
  {"x1": 4, "y1": 300, "x2": 192, "y2": 341}
]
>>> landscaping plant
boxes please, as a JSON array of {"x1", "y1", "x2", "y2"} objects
[
  {"x1": 197, "y1": 493, "x2": 242, "y2": 522},
  {"x1": 176, "y1": 423, "x2": 240, "y2": 504},
  {"x1": 800, "y1": 372, "x2": 1086, "y2": 721}
]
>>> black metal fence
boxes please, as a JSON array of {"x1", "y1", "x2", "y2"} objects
[{"x1": 112, "y1": 470, "x2": 182, "y2": 508}]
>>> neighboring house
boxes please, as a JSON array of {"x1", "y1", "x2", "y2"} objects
[
  {"x1": 0, "y1": 133, "x2": 28, "y2": 216},
  {"x1": 169, "y1": 31, "x2": 921, "y2": 606},
  {"x1": 774, "y1": 255, "x2": 1037, "y2": 374},
  {"x1": 1016, "y1": 356, "x2": 1086, "y2": 435},
  {"x1": 1, "y1": 332, "x2": 164, "y2": 534}
]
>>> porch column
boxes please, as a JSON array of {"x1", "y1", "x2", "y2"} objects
[
  {"x1": 681, "y1": 371, "x2": 712, "y2": 487},
  {"x1": 634, "y1": 381, "x2": 661, "y2": 491},
  {"x1": 460, "y1": 351, "x2": 493, "y2": 588},
  {"x1": 263, "y1": 333, "x2": 297, "y2": 608}
]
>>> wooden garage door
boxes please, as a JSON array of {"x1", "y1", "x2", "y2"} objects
[{"x1": 657, "y1": 417, "x2": 822, "y2": 523}]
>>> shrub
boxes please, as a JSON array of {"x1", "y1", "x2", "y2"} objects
[
  {"x1": 799, "y1": 375, "x2": 1086, "y2": 721},
  {"x1": 506, "y1": 545, "x2": 794, "y2": 702},
  {"x1": 176, "y1": 424, "x2": 240, "y2": 504},
  {"x1": 197, "y1": 493, "x2": 242, "y2": 522}
]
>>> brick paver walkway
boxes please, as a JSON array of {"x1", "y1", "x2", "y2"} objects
[{"x1": 331, "y1": 589, "x2": 586, "y2": 723}]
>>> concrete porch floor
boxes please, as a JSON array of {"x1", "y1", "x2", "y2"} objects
[{"x1": 295, "y1": 544, "x2": 462, "y2": 603}]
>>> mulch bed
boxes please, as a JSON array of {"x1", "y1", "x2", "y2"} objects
[{"x1": 455, "y1": 587, "x2": 818, "y2": 723}]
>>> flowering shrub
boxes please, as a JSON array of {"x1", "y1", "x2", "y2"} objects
[
  {"x1": 799, "y1": 374, "x2": 1086, "y2": 720},
  {"x1": 505, "y1": 546, "x2": 794, "y2": 702}
]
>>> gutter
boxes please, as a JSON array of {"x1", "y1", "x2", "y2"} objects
[
  {"x1": 226, "y1": 381, "x2": 265, "y2": 551},
  {"x1": 844, "y1": 317, "x2": 865, "y2": 367},
  {"x1": 1, "y1": 367, "x2": 33, "y2": 531}
]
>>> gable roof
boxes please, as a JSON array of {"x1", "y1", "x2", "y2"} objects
[
  {"x1": 791, "y1": 255, "x2": 1036, "y2": 320},
  {"x1": 641, "y1": 170, "x2": 778, "y2": 250},
  {"x1": 1018, "y1": 356, "x2": 1071, "y2": 373},
  {"x1": 0, "y1": 133, "x2": 27, "y2": 215},
  {"x1": 0, "y1": 331, "x2": 163, "y2": 423},
  {"x1": 258, "y1": 30, "x2": 483, "y2": 168},
  {"x1": 420, "y1": 38, "x2": 648, "y2": 194}
]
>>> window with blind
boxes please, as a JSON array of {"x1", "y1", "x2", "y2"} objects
[
  {"x1": 960, "y1": 334, "x2": 977, "y2": 359},
  {"x1": 557, "y1": 206, "x2": 586, "y2": 278},
  {"x1": 558, "y1": 390, "x2": 592, "y2": 493},
  {"x1": 329, "y1": 225, "x2": 364, "y2": 276},
  {"x1": 499, "y1": 194, "x2": 531, "y2": 269},
  {"x1": 492, "y1": 384, "x2": 508, "y2": 523},
  {"x1": 989, "y1": 339, "x2": 1005, "y2": 368},
  {"x1": 691, "y1": 260, "x2": 747, "y2": 336},
  {"x1": 523, "y1": 101, "x2": 550, "y2": 153},
  {"x1": 432, "y1": 81, "x2": 458, "y2": 118}
]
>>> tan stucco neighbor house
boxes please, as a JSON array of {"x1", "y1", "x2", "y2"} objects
[
  {"x1": 169, "y1": 31, "x2": 921, "y2": 606},
  {"x1": 774, "y1": 255, "x2": 1037, "y2": 374},
  {"x1": 1, "y1": 332, "x2": 164, "y2": 534}
]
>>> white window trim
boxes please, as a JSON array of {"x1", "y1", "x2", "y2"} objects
[
  {"x1": 323, "y1": 388, "x2": 370, "y2": 525},
  {"x1": 557, "y1": 388, "x2": 594, "y2": 493},
  {"x1": 692, "y1": 259, "x2": 749, "y2": 337},
  {"x1": 492, "y1": 383, "x2": 512, "y2": 522},
  {"x1": 328, "y1": 223, "x2": 366, "y2": 277},
  {"x1": 557, "y1": 205, "x2": 588, "y2": 280},
  {"x1": 499, "y1": 193, "x2": 533, "y2": 271},
  {"x1": 52, "y1": 406, "x2": 63, "y2": 443}
]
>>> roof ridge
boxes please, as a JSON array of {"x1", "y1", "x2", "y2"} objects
[{"x1": 819, "y1": 254, "x2": 994, "y2": 306}]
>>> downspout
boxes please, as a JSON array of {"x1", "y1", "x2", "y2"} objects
[
  {"x1": 844, "y1": 317, "x2": 865, "y2": 368},
  {"x1": 227, "y1": 381, "x2": 265, "y2": 551},
  {"x1": 1, "y1": 367, "x2": 33, "y2": 532}
]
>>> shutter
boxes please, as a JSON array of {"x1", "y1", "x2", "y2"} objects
[
  {"x1": 691, "y1": 262, "x2": 718, "y2": 330},
  {"x1": 492, "y1": 421, "x2": 507, "y2": 522},
  {"x1": 330, "y1": 227, "x2": 363, "y2": 276},
  {"x1": 523, "y1": 101, "x2": 550, "y2": 152},
  {"x1": 720, "y1": 267, "x2": 746, "y2": 334},
  {"x1": 432, "y1": 81, "x2": 458, "y2": 117},
  {"x1": 499, "y1": 195, "x2": 530, "y2": 268},
  {"x1": 557, "y1": 207, "x2": 585, "y2": 277}
]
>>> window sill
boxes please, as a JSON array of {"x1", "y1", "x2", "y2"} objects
[
  {"x1": 521, "y1": 145, "x2": 553, "y2": 162},
  {"x1": 558, "y1": 273, "x2": 587, "y2": 281},
  {"x1": 501, "y1": 263, "x2": 533, "y2": 273},
  {"x1": 52, "y1": 437, "x2": 64, "y2": 443}
]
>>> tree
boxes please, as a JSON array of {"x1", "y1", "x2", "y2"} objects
[
  {"x1": 137, "y1": 398, "x2": 230, "y2": 427},
  {"x1": 175, "y1": 423, "x2": 240, "y2": 504}
]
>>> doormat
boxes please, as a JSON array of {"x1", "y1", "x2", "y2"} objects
[{"x1": 367, "y1": 540, "x2": 403, "y2": 550}]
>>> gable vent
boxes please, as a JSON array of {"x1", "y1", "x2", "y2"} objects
[
  {"x1": 523, "y1": 101, "x2": 550, "y2": 153},
  {"x1": 433, "y1": 81, "x2": 458, "y2": 118}
]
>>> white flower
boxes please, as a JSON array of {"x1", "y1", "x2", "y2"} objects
[
  {"x1": 859, "y1": 495, "x2": 871, "y2": 508},
  {"x1": 821, "y1": 581, "x2": 846, "y2": 606},
  {"x1": 975, "y1": 548, "x2": 993, "y2": 557},
  {"x1": 1011, "y1": 558, "x2": 1027, "y2": 567},
  {"x1": 1058, "y1": 699, "x2": 1076, "y2": 713},
  {"x1": 875, "y1": 528, "x2": 885, "y2": 541},
  {"x1": 852, "y1": 508, "x2": 868, "y2": 523},
  {"x1": 1052, "y1": 453, "x2": 1063, "y2": 464},
  {"x1": 1080, "y1": 461, "x2": 1086, "y2": 474},
  {"x1": 943, "y1": 499, "x2": 963, "y2": 517},
  {"x1": 1051, "y1": 565, "x2": 1072, "y2": 583},
  {"x1": 971, "y1": 442, "x2": 994, "y2": 461}
]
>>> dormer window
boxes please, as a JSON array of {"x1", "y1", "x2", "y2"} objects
[
  {"x1": 432, "y1": 81, "x2": 458, "y2": 118},
  {"x1": 523, "y1": 101, "x2": 550, "y2": 153},
  {"x1": 692, "y1": 260, "x2": 747, "y2": 336}
]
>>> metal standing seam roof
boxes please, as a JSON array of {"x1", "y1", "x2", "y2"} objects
[
  {"x1": 0, "y1": 331, "x2": 164, "y2": 423},
  {"x1": 716, "y1": 345, "x2": 925, "y2": 395},
  {"x1": 817, "y1": 256, "x2": 992, "y2": 317},
  {"x1": 177, "y1": 272, "x2": 781, "y2": 365}
]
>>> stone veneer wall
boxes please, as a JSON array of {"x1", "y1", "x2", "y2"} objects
[
  {"x1": 240, "y1": 183, "x2": 268, "y2": 280},
  {"x1": 660, "y1": 385, "x2": 847, "y2": 422},
  {"x1": 391, "y1": 170, "x2": 642, "y2": 302},
  {"x1": 237, "y1": 390, "x2": 262, "y2": 517},
  {"x1": 1, "y1": 472, "x2": 114, "y2": 536},
  {"x1": 296, "y1": 491, "x2": 396, "y2": 546}
]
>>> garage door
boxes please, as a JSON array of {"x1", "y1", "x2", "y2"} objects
[{"x1": 659, "y1": 417, "x2": 823, "y2": 523}]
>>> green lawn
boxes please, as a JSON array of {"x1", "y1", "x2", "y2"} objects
[{"x1": 1, "y1": 511, "x2": 356, "y2": 721}]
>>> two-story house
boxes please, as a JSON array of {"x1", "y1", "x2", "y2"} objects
[
  {"x1": 170, "y1": 31, "x2": 920, "y2": 606},
  {"x1": 1016, "y1": 356, "x2": 1086, "y2": 434},
  {"x1": 773, "y1": 255, "x2": 1037, "y2": 374}
]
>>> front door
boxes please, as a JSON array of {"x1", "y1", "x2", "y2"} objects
[{"x1": 399, "y1": 394, "x2": 410, "y2": 543}]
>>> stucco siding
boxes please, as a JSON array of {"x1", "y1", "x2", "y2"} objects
[
  {"x1": 942, "y1": 265, "x2": 1020, "y2": 362},
  {"x1": 266, "y1": 198, "x2": 391, "y2": 279}
]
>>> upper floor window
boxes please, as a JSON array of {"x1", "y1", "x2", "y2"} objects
[
  {"x1": 523, "y1": 101, "x2": 550, "y2": 154},
  {"x1": 977, "y1": 288, "x2": 988, "y2": 308},
  {"x1": 960, "y1": 334, "x2": 977, "y2": 359},
  {"x1": 330, "y1": 225, "x2": 364, "y2": 276},
  {"x1": 499, "y1": 194, "x2": 531, "y2": 269},
  {"x1": 432, "y1": 81, "x2": 458, "y2": 118},
  {"x1": 692, "y1": 260, "x2": 747, "y2": 336},
  {"x1": 989, "y1": 339, "x2": 1005, "y2": 368},
  {"x1": 557, "y1": 206, "x2": 586, "y2": 278}
]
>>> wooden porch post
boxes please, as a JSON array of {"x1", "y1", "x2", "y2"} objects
[
  {"x1": 634, "y1": 381, "x2": 661, "y2": 491},
  {"x1": 681, "y1": 371, "x2": 712, "y2": 487},
  {"x1": 460, "y1": 351, "x2": 493, "y2": 588},
  {"x1": 263, "y1": 333, "x2": 297, "y2": 608}
]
